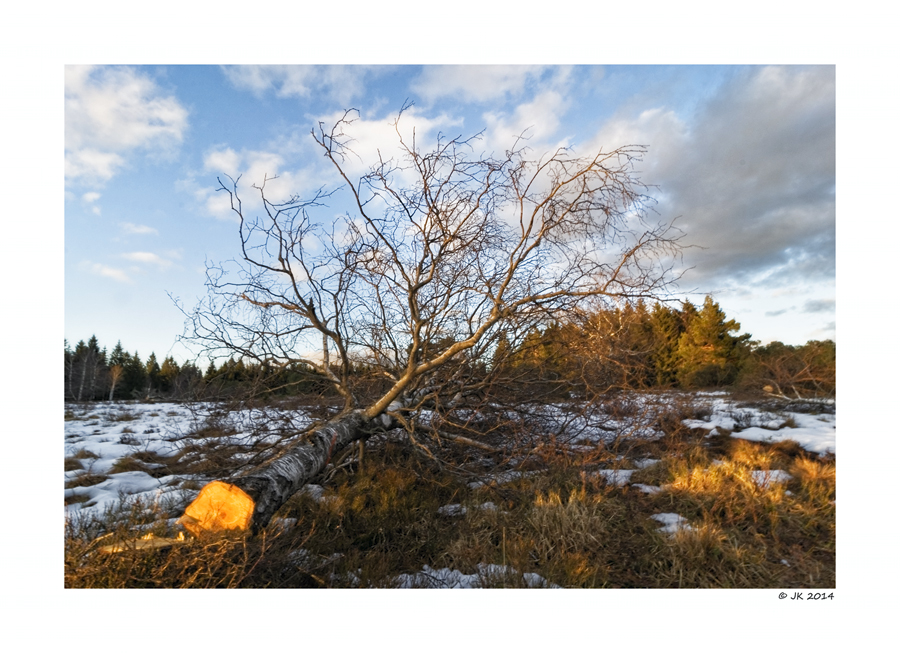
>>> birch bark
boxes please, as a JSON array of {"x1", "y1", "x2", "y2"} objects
[{"x1": 179, "y1": 410, "x2": 376, "y2": 534}]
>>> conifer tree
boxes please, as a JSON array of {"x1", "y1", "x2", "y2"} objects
[
  {"x1": 145, "y1": 353, "x2": 161, "y2": 394},
  {"x1": 491, "y1": 332, "x2": 513, "y2": 372},
  {"x1": 158, "y1": 356, "x2": 180, "y2": 394},
  {"x1": 109, "y1": 341, "x2": 127, "y2": 367},
  {"x1": 106, "y1": 341, "x2": 128, "y2": 400},
  {"x1": 64, "y1": 340, "x2": 75, "y2": 400},
  {"x1": 123, "y1": 351, "x2": 147, "y2": 398},
  {"x1": 86, "y1": 337, "x2": 105, "y2": 397},
  {"x1": 675, "y1": 296, "x2": 751, "y2": 388},
  {"x1": 648, "y1": 303, "x2": 684, "y2": 386},
  {"x1": 173, "y1": 362, "x2": 202, "y2": 398}
]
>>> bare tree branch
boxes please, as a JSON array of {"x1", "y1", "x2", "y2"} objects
[{"x1": 178, "y1": 108, "x2": 684, "y2": 533}]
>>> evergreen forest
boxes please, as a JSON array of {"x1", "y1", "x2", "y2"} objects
[{"x1": 65, "y1": 297, "x2": 835, "y2": 404}]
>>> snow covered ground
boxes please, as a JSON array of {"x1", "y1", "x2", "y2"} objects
[
  {"x1": 64, "y1": 392, "x2": 834, "y2": 586},
  {"x1": 64, "y1": 401, "x2": 314, "y2": 518},
  {"x1": 681, "y1": 392, "x2": 835, "y2": 455},
  {"x1": 65, "y1": 392, "x2": 835, "y2": 521}
]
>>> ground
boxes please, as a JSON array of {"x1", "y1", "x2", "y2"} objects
[{"x1": 64, "y1": 390, "x2": 835, "y2": 588}]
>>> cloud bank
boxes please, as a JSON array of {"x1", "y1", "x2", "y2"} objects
[{"x1": 65, "y1": 66, "x2": 188, "y2": 186}]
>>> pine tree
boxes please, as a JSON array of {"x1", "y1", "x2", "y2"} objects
[
  {"x1": 491, "y1": 332, "x2": 514, "y2": 372},
  {"x1": 107, "y1": 341, "x2": 127, "y2": 400},
  {"x1": 65, "y1": 340, "x2": 75, "y2": 400},
  {"x1": 158, "y1": 356, "x2": 180, "y2": 394},
  {"x1": 73, "y1": 339, "x2": 90, "y2": 400},
  {"x1": 145, "y1": 353, "x2": 161, "y2": 395},
  {"x1": 85, "y1": 336, "x2": 105, "y2": 399},
  {"x1": 109, "y1": 341, "x2": 127, "y2": 367},
  {"x1": 675, "y1": 296, "x2": 751, "y2": 388},
  {"x1": 173, "y1": 362, "x2": 203, "y2": 399},
  {"x1": 648, "y1": 303, "x2": 684, "y2": 387},
  {"x1": 123, "y1": 351, "x2": 147, "y2": 399}
]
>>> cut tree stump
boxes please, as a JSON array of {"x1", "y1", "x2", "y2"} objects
[
  {"x1": 177, "y1": 480, "x2": 256, "y2": 537},
  {"x1": 177, "y1": 409, "x2": 374, "y2": 534}
]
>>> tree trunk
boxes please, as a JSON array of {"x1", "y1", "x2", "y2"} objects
[
  {"x1": 178, "y1": 409, "x2": 378, "y2": 536},
  {"x1": 77, "y1": 356, "x2": 87, "y2": 401}
]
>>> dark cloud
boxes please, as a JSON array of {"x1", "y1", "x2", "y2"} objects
[
  {"x1": 803, "y1": 299, "x2": 836, "y2": 313},
  {"x1": 765, "y1": 308, "x2": 791, "y2": 317},
  {"x1": 647, "y1": 66, "x2": 835, "y2": 292}
]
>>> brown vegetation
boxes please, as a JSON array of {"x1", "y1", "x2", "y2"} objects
[{"x1": 65, "y1": 394, "x2": 835, "y2": 589}]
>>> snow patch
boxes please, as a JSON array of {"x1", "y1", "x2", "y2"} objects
[
  {"x1": 393, "y1": 564, "x2": 560, "y2": 589},
  {"x1": 651, "y1": 513, "x2": 694, "y2": 534},
  {"x1": 681, "y1": 399, "x2": 835, "y2": 454},
  {"x1": 633, "y1": 484, "x2": 663, "y2": 494},
  {"x1": 595, "y1": 469, "x2": 635, "y2": 487},
  {"x1": 750, "y1": 469, "x2": 792, "y2": 489},
  {"x1": 438, "y1": 503, "x2": 467, "y2": 517}
]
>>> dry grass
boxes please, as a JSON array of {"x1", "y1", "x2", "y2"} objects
[
  {"x1": 64, "y1": 400, "x2": 835, "y2": 589},
  {"x1": 65, "y1": 472, "x2": 109, "y2": 489},
  {"x1": 65, "y1": 457, "x2": 85, "y2": 472},
  {"x1": 109, "y1": 410, "x2": 139, "y2": 422},
  {"x1": 71, "y1": 448, "x2": 101, "y2": 460}
]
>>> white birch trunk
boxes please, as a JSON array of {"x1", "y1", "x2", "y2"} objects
[{"x1": 179, "y1": 409, "x2": 381, "y2": 534}]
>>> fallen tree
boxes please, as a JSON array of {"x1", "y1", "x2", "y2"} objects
[
  {"x1": 180, "y1": 409, "x2": 374, "y2": 535},
  {"x1": 178, "y1": 106, "x2": 682, "y2": 534}
]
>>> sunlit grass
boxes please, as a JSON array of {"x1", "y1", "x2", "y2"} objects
[{"x1": 65, "y1": 407, "x2": 835, "y2": 588}]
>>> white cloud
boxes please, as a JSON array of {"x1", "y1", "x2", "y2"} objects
[
  {"x1": 121, "y1": 251, "x2": 175, "y2": 269},
  {"x1": 220, "y1": 65, "x2": 382, "y2": 105},
  {"x1": 582, "y1": 66, "x2": 834, "y2": 295},
  {"x1": 314, "y1": 107, "x2": 463, "y2": 181},
  {"x1": 199, "y1": 146, "x2": 311, "y2": 219},
  {"x1": 65, "y1": 149, "x2": 126, "y2": 185},
  {"x1": 196, "y1": 107, "x2": 462, "y2": 221},
  {"x1": 120, "y1": 222, "x2": 159, "y2": 235},
  {"x1": 65, "y1": 66, "x2": 188, "y2": 186},
  {"x1": 482, "y1": 90, "x2": 569, "y2": 154},
  {"x1": 83, "y1": 261, "x2": 131, "y2": 283},
  {"x1": 82, "y1": 191, "x2": 102, "y2": 215},
  {"x1": 203, "y1": 147, "x2": 241, "y2": 178},
  {"x1": 585, "y1": 107, "x2": 689, "y2": 170},
  {"x1": 412, "y1": 65, "x2": 552, "y2": 103}
]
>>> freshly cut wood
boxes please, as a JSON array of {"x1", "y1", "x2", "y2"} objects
[{"x1": 178, "y1": 481, "x2": 255, "y2": 536}]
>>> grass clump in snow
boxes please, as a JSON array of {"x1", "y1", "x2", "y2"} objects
[
  {"x1": 65, "y1": 457, "x2": 85, "y2": 472},
  {"x1": 110, "y1": 410, "x2": 139, "y2": 422},
  {"x1": 65, "y1": 472, "x2": 109, "y2": 489}
]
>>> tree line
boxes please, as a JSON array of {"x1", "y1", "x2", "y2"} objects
[
  {"x1": 494, "y1": 296, "x2": 834, "y2": 400},
  {"x1": 64, "y1": 337, "x2": 353, "y2": 402},
  {"x1": 64, "y1": 338, "x2": 202, "y2": 401},
  {"x1": 65, "y1": 296, "x2": 834, "y2": 403}
]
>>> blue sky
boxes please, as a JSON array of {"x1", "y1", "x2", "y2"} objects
[{"x1": 64, "y1": 64, "x2": 835, "y2": 363}]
